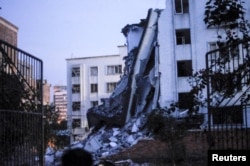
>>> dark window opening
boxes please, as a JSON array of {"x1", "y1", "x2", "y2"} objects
[
  {"x1": 175, "y1": 0, "x2": 189, "y2": 13},
  {"x1": 176, "y1": 29, "x2": 191, "y2": 45},
  {"x1": 178, "y1": 92, "x2": 193, "y2": 110},
  {"x1": 106, "y1": 82, "x2": 117, "y2": 93},
  {"x1": 72, "y1": 84, "x2": 80, "y2": 93},
  {"x1": 72, "y1": 102, "x2": 80, "y2": 111},
  {"x1": 72, "y1": 67, "x2": 80, "y2": 77},
  {"x1": 177, "y1": 60, "x2": 192, "y2": 77},
  {"x1": 90, "y1": 84, "x2": 98, "y2": 93},
  {"x1": 72, "y1": 119, "x2": 81, "y2": 128}
]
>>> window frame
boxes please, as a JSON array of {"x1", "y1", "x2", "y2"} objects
[
  {"x1": 106, "y1": 82, "x2": 117, "y2": 93},
  {"x1": 72, "y1": 119, "x2": 81, "y2": 128},
  {"x1": 90, "y1": 83, "x2": 98, "y2": 93},
  {"x1": 72, "y1": 101, "x2": 81, "y2": 111},
  {"x1": 106, "y1": 65, "x2": 122, "y2": 75},
  {"x1": 174, "y1": 0, "x2": 189, "y2": 14},
  {"x1": 176, "y1": 29, "x2": 191, "y2": 45},
  {"x1": 72, "y1": 84, "x2": 80, "y2": 93},
  {"x1": 72, "y1": 67, "x2": 80, "y2": 77},
  {"x1": 90, "y1": 66, "x2": 98, "y2": 76}
]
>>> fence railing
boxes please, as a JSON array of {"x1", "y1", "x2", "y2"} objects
[
  {"x1": 0, "y1": 39, "x2": 44, "y2": 165},
  {"x1": 206, "y1": 38, "x2": 250, "y2": 149}
]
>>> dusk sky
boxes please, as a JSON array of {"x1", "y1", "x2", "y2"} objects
[{"x1": 0, "y1": 0, "x2": 165, "y2": 86}]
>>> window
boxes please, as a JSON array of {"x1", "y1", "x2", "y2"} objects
[
  {"x1": 72, "y1": 67, "x2": 80, "y2": 77},
  {"x1": 90, "y1": 84, "x2": 98, "y2": 93},
  {"x1": 72, "y1": 119, "x2": 81, "y2": 128},
  {"x1": 90, "y1": 66, "x2": 98, "y2": 76},
  {"x1": 212, "y1": 106, "x2": 243, "y2": 125},
  {"x1": 107, "y1": 65, "x2": 122, "y2": 75},
  {"x1": 178, "y1": 92, "x2": 193, "y2": 109},
  {"x1": 91, "y1": 101, "x2": 98, "y2": 107},
  {"x1": 72, "y1": 84, "x2": 80, "y2": 93},
  {"x1": 72, "y1": 102, "x2": 80, "y2": 111},
  {"x1": 175, "y1": 0, "x2": 189, "y2": 14},
  {"x1": 176, "y1": 29, "x2": 191, "y2": 45},
  {"x1": 177, "y1": 60, "x2": 192, "y2": 77},
  {"x1": 106, "y1": 82, "x2": 117, "y2": 93}
]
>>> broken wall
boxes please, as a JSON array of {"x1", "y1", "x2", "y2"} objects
[{"x1": 87, "y1": 9, "x2": 162, "y2": 128}]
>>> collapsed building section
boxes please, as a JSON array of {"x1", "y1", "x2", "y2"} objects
[{"x1": 87, "y1": 9, "x2": 162, "y2": 128}]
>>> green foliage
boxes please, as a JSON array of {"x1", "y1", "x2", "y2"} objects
[
  {"x1": 187, "y1": 0, "x2": 250, "y2": 111},
  {"x1": 204, "y1": 0, "x2": 249, "y2": 46},
  {"x1": 147, "y1": 109, "x2": 187, "y2": 164},
  {"x1": 0, "y1": 71, "x2": 41, "y2": 161},
  {"x1": 0, "y1": 70, "x2": 42, "y2": 112},
  {"x1": 0, "y1": 72, "x2": 27, "y2": 110},
  {"x1": 147, "y1": 109, "x2": 187, "y2": 141},
  {"x1": 239, "y1": 19, "x2": 250, "y2": 39},
  {"x1": 204, "y1": 0, "x2": 245, "y2": 28},
  {"x1": 188, "y1": 69, "x2": 208, "y2": 108}
]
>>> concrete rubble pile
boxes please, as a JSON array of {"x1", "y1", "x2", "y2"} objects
[
  {"x1": 75, "y1": 114, "x2": 152, "y2": 159},
  {"x1": 45, "y1": 114, "x2": 153, "y2": 166}
]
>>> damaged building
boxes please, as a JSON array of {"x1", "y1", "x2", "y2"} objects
[
  {"x1": 87, "y1": 9, "x2": 161, "y2": 128},
  {"x1": 67, "y1": 0, "x2": 250, "y2": 143}
]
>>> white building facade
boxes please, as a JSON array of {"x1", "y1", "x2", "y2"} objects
[
  {"x1": 122, "y1": 0, "x2": 250, "y2": 126},
  {"x1": 158, "y1": 0, "x2": 219, "y2": 108},
  {"x1": 66, "y1": 46, "x2": 127, "y2": 142},
  {"x1": 53, "y1": 85, "x2": 67, "y2": 122},
  {"x1": 158, "y1": 0, "x2": 250, "y2": 123}
]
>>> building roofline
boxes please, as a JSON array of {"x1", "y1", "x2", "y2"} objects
[
  {"x1": 66, "y1": 54, "x2": 120, "y2": 61},
  {"x1": 0, "y1": 17, "x2": 19, "y2": 32},
  {"x1": 121, "y1": 18, "x2": 147, "y2": 37}
]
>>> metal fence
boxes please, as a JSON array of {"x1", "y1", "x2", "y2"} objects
[
  {"x1": 206, "y1": 38, "x2": 250, "y2": 149},
  {"x1": 0, "y1": 39, "x2": 44, "y2": 165}
]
